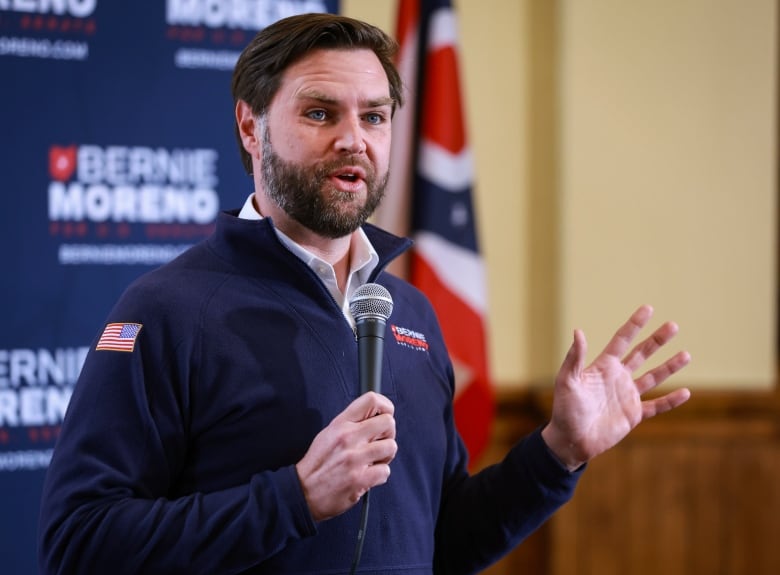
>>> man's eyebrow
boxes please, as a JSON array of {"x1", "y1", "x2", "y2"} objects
[
  {"x1": 296, "y1": 90, "x2": 395, "y2": 109},
  {"x1": 296, "y1": 90, "x2": 338, "y2": 105},
  {"x1": 365, "y1": 96, "x2": 395, "y2": 109}
]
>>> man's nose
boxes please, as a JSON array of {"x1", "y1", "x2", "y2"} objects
[{"x1": 335, "y1": 116, "x2": 367, "y2": 154}]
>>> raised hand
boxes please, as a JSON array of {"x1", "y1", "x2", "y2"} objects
[
  {"x1": 541, "y1": 305, "x2": 691, "y2": 471},
  {"x1": 295, "y1": 392, "x2": 397, "y2": 522}
]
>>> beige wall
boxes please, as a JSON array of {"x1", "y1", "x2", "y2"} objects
[{"x1": 344, "y1": 0, "x2": 777, "y2": 390}]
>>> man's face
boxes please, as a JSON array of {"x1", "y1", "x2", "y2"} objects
[{"x1": 258, "y1": 48, "x2": 393, "y2": 238}]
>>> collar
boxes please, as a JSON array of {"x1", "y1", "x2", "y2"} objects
[{"x1": 237, "y1": 194, "x2": 381, "y2": 322}]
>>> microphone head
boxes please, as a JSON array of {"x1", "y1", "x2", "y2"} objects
[{"x1": 349, "y1": 283, "x2": 394, "y2": 323}]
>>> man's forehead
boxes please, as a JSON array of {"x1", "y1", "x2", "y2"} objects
[{"x1": 280, "y1": 48, "x2": 390, "y2": 93}]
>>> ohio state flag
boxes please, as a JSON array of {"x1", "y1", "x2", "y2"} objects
[{"x1": 377, "y1": 0, "x2": 494, "y2": 465}]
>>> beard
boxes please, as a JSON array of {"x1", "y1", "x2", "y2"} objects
[{"x1": 259, "y1": 119, "x2": 388, "y2": 239}]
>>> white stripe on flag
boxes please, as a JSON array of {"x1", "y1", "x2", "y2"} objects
[
  {"x1": 415, "y1": 231, "x2": 487, "y2": 315},
  {"x1": 427, "y1": 8, "x2": 459, "y2": 51},
  {"x1": 418, "y1": 140, "x2": 473, "y2": 192}
]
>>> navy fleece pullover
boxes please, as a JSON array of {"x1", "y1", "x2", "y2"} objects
[{"x1": 38, "y1": 211, "x2": 581, "y2": 574}]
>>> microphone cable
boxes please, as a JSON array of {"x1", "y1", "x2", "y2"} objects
[{"x1": 348, "y1": 491, "x2": 371, "y2": 575}]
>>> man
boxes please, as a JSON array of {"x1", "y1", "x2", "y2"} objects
[{"x1": 38, "y1": 13, "x2": 691, "y2": 575}]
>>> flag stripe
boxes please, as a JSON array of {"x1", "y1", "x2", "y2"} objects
[
  {"x1": 421, "y1": 46, "x2": 466, "y2": 153},
  {"x1": 392, "y1": 0, "x2": 495, "y2": 466},
  {"x1": 414, "y1": 231, "x2": 487, "y2": 315},
  {"x1": 411, "y1": 253, "x2": 493, "y2": 459},
  {"x1": 96, "y1": 322, "x2": 142, "y2": 352},
  {"x1": 418, "y1": 141, "x2": 473, "y2": 191}
]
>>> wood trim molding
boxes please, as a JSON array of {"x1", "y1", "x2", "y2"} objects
[{"x1": 480, "y1": 385, "x2": 780, "y2": 575}]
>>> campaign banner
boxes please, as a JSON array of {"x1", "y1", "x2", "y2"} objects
[{"x1": 0, "y1": 1, "x2": 338, "y2": 572}]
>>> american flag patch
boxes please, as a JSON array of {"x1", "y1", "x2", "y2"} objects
[{"x1": 96, "y1": 323, "x2": 142, "y2": 352}]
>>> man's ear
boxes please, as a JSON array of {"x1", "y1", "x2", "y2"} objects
[{"x1": 236, "y1": 100, "x2": 260, "y2": 159}]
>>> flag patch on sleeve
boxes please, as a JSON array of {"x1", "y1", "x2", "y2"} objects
[{"x1": 96, "y1": 323, "x2": 142, "y2": 352}]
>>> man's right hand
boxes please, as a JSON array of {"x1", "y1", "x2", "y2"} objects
[{"x1": 295, "y1": 392, "x2": 397, "y2": 522}]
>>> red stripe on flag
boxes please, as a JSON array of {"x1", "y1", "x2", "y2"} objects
[
  {"x1": 395, "y1": 0, "x2": 420, "y2": 48},
  {"x1": 421, "y1": 46, "x2": 466, "y2": 154},
  {"x1": 385, "y1": 0, "x2": 495, "y2": 467},
  {"x1": 411, "y1": 252, "x2": 494, "y2": 464}
]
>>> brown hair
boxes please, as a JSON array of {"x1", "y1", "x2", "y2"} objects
[{"x1": 231, "y1": 13, "x2": 404, "y2": 174}]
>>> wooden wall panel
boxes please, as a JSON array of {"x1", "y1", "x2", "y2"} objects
[{"x1": 477, "y1": 389, "x2": 780, "y2": 575}]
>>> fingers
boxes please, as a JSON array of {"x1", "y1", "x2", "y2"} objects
[
  {"x1": 354, "y1": 412, "x2": 396, "y2": 446},
  {"x1": 634, "y1": 350, "x2": 691, "y2": 394},
  {"x1": 332, "y1": 394, "x2": 397, "y2": 458},
  {"x1": 621, "y1": 320, "x2": 680, "y2": 373},
  {"x1": 601, "y1": 307, "x2": 688, "y2": 380},
  {"x1": 296, "y1": 393, "x2": 397, "y2": 522},
  {"x1": 362, "y1": 433, "x2": 398, "y2": 467},
  {"x1": 558, "y1": 329, "x2": 587, "y2": 382},
  {"x1": 641, "y1": 387, "x2": 692, "y2": 419},
  {"x1": 336, "y1": 391, "x2": 395, "y2": 423},
  {"x1": 601, "y1": 304, "x2": 654, "y2": 360}
]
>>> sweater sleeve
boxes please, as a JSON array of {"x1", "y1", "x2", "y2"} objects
[
  {"x1": 433, "y1": 426, "x2": 584, "y2": 575},
  {"x1": 38, "y1": 308, "x2": 317, "y2": 575}
]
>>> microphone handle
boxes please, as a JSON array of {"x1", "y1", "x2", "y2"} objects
[{"x1": 356, "y1": 318, "x2": 386, "y2": 395}]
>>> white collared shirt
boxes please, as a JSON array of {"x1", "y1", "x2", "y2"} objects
[{"x1": 238, "y1": 193, "x2": 379, "y2": 327}]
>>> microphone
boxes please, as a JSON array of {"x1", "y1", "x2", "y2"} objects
[
  {"x1": 347, "y1": 283, "x2": 394, "y2": 575},
  {"x1": 349, "y1": 283, "x2": 394, "y2": 394}
]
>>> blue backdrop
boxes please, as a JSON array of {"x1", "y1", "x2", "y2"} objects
[{"x1": 0, "y1": 1, "x2": 339, "y2": 572}]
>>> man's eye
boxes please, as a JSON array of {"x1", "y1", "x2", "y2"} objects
[
  {"x1": 365, "y1": 113, "x2": 384, "y2": 125},
  {"x1": 307, "y1": 110, "x2": 327, "y2": 121}
]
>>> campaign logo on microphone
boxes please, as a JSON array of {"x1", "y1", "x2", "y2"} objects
[
  {"x1": 46, "y1": 142, "x2": 220, "y2": 265},
  {"x1": 164, "y1": 0, "x2": 335, "y2": 71},
  {"x1": 0, "y1": 0, "x2": 98, "y2": 61}
]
